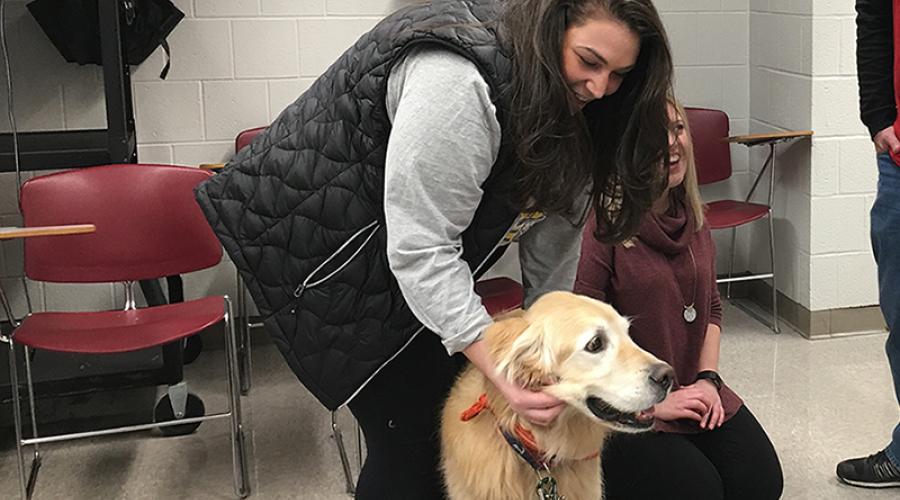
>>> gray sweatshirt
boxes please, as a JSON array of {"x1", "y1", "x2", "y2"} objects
[{"x1": 384, "y1": 47, "x2": 586, "y2": 354}]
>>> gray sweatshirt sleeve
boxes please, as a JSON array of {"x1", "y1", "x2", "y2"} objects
[
  {"x1": 518, "y1": 195, "x2": 589, "y2": 307},
  {"x1": 384, "y1": 47, "x2": 501, "y2": 354}
]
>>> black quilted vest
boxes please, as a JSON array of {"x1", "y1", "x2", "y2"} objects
[{"x1": 195, "y1": 0, "x2": 519, "y2": 410}]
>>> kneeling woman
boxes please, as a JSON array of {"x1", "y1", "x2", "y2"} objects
[{"x1": 574, "y1": 99, "x2": 783, "y2": 500}]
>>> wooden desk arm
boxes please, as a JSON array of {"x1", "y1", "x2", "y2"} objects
[
  {"x1": 0, "y1": 224, "x2": 96, "y2": 240},
  {"x1": 724, "y1": 130, "x2": 814, "y2": 147}
]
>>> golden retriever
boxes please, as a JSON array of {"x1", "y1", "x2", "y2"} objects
[{"x1": 441, "y1": 291, "x2": 674, "y2": 500}]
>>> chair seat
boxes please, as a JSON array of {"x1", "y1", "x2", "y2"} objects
[
  {"x1": 475, "y1": 277, "x2": 524, "y2": 316},
  {"x1": 706, "y1": 200, "x2": 770, "y2": 229},
  {"x1": 13, "y1": 296, "x2": 225, "y2": 353}
]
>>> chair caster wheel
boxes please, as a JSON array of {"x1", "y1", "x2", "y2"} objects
[{"x1": 154, "y1": 393, "x2": 205, "y2": 436}]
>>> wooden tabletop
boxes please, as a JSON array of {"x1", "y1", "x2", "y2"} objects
[
  {"x1": 0, "y1": 224, "x2": 96, "y2": 240},
  {"x1": 725, "y1": 130, "x2": 814, "y2": 146}
]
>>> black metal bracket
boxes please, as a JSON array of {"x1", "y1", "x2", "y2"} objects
[{"x1": 0, "y1": 0, "x2": 137, "y2": 172}]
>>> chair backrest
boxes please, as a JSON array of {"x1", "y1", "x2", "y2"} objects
[
  {"x1": 235, "y1": 126, "x2": 267, "y2": 154},
  {"x1": 20, "y1": 164, "x2": 222, "y2": 283},
  {"x1": 684, "y1": 107, "x2": 732, "y2": 185}
]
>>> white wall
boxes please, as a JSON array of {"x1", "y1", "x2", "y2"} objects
[
  {"x1": 748, "y1": 0, "x2": 814, "y2": 309},
  {"x1": 744, "y1": 0, "x2": 878, "y2": 312},
  {"x1": 0, "y1": 0, "x2": 880, "y2": 318},
  {"x1": 807, "y1": 1, "x2": 879, "y2": 311}
]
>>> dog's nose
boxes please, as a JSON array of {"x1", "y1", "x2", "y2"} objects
[{"x1": 649, "y1": 363, "x2": 675, "y2": 392}]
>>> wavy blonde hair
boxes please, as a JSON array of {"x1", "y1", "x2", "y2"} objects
[{"x1": 668, "y1": 97, "x2": 705, "y2": 231}]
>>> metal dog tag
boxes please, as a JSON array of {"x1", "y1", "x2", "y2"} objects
[{"x1": 536, "y1": 476, "x2": 564, "y2": 500}]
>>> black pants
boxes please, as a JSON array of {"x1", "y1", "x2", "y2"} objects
[
  {"x1": 602, "y1": 405, "x2": 783, "y2": 500},
  {"x1": 348, "y1": 332, "x2": 465, "y2": 499}
]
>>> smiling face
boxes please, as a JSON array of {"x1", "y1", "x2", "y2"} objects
[
  {"x1": 560, "y1": 13, "x2": 640, "y2": 111},
  {"x1": 666, "y1": 102, "x2": 690, "y2": 189},
  {"x1": 492, "y1": 292, "x2": 674, "y2": 433}
]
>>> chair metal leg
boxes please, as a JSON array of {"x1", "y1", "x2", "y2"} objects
[
  {"x1": 23, "y1": 347, "x2": 42, "y2": 468},
  {"x1": 726, "y1": 227, "x2": 737, "y2": 299},
  {"x1": 224, "y1": 296, "x2": 250, "y2": 498},
  {"x1": 236, "y1": 271, "x2": 252, "y2": 395},
  {"x1": 8, "y1": 340, "x2": 28, "y2": 499},
  {"x1": 767, "y1": 212, "x2": 781, "y2": 334},
  {"x1": 332, "y1": 410, "x2": 356, "y2": 496},
  {"x1": 8, "y1": 340, "x2": 40, "y2": 499}
]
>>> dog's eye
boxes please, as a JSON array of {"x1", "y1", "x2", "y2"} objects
[{"x1": 585, "y1": 334, "x2": 606, "y2": 353}]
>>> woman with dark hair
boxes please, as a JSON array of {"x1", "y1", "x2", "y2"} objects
[
  {"x1": 196, "y1": 0, "x2": 674, "y2": 497},
  {"x1": 575, "y1": 99, "x2": 783, "y2": 499}
]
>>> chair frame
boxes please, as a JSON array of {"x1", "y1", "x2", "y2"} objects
[
  {"x1": 0, "y1": 281, "x2": 249, "y2": 499},
  {"x1": 0, "y1": 165, "x2": 251, "y2": 498},
  {"x1": 716, "y1": 140, "x2": 781, "y2": 334}
]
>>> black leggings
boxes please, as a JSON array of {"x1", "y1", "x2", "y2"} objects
[
  {"x1": 602, "y1": 405, "x2": 783, "y2": 500},
  {"x1": 348, "y1": 332, "x2": 465, "y2": 499}
]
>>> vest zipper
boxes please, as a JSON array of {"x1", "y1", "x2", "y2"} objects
[{"x1": 291, "y1": 220, "x2": 380, "y2": 303}]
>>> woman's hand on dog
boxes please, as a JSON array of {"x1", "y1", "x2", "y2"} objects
[
  {"x1": 463, "y1": 339, "x2": 565, "y2": 426},
  {"x1": 491, "y1": 374, "x2": 565, "y2": 425}
]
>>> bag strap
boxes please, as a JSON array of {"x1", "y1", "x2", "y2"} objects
[{"x1": 159, "y1": 38, "x2": 171, "y2": 79}]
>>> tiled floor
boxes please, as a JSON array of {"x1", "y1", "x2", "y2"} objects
[{"x1": 0, "y1": 302, "x2": 898, "y2": 499}]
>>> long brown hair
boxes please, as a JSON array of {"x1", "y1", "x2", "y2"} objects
[{"x1": 500, "y1": 0, "x2": 673, "y2": 243}]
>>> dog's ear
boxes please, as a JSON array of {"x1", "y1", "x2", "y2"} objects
[{"x1": 488, "y1": 316, "x2": 553, "y2": 388}]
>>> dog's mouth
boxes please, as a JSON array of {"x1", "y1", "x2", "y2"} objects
[{"x1": 585, "y1": 397, "x2": 655, "y2": 430}]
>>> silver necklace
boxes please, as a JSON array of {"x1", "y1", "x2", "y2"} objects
[{"x1": 682, "y1": 247, "x2": 698, "y2": 323}]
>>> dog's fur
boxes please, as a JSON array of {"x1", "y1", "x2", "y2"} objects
[{"x1": 441, "y1": 291, "x2": 673, "y2": 500}]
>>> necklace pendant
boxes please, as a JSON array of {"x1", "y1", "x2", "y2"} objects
[{"x1": 683, "y1": 305, "x2": 697, "y2": 323}]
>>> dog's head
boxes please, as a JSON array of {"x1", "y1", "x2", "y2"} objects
[{"x1": 489, "y1": 291, "x2": 674, "y2": 433}]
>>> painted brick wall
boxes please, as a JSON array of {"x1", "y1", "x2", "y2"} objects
[
  {"x1": 748, "y1": 0, "x2": 815, "y2": 309},
  {"x1": 807, "y1": 1, "x2": 879, "y2": 311},
  {"x1": 0, "y1": 0, "x2": 874, "y2": 318}
]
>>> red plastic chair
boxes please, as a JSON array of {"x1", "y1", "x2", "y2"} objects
[
  {"x1": 235, "y1": 126, "x2": 267, "y2": 154},
  {"x1": 475, "y1": 277, "x2": 524, "y2": 316},
  {"x1": 686, "y1": 107, "x2": 779, "y2": 333},
  {"x1": 0, "y1": 164, "x2": 249, "y2": 498}
]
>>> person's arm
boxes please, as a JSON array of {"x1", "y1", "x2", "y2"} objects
[
  {"x1": 385, "y1": 48, "x2": 564, "y2": 424},
  {"x1": 699, "y1": 238, "x2": 723, "y2": 373},
  {"x1": 384, "y1": 48, "x2": 499, "y2": 355},
  {"x1": 519, "y1": 194, "x2": 589, "y2": 307},
  {"x1": 573, "y1": 210, "x2": 613, "y2": 301},
  {"x1": 856, "y1": 0, "x2": 899, "y2": 152},
  {"x1": 694, "y1": 231, "x2": 724, "y2": 429}
]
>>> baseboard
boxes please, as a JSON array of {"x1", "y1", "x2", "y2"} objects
[{"x1": 721, "y1": 279, "x2": 886, "y2": 339}]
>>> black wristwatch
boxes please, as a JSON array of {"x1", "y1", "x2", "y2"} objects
[{"x1": 695, "y1": 370, "x2": 723, "y2": 391}]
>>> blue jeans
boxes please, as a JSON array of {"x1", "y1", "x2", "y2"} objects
[{"x1": 870, "y1": 152, "x2": 900, "y2": 467}]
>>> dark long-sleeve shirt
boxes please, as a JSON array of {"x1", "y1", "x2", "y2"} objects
[
  {"x1": 856, "y1": 0, "x2": 896, "y2": 139},
  {"x1": 574, "y1": 200, "x2": 742, "y2": 434}
]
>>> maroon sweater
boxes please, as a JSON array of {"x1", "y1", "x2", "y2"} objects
[{"x1": 574, "y1": 199, "x2": 742, "y2": 434}]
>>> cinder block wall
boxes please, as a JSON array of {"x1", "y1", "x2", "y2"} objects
[{"x1": 0, "y1": 0, "x2": 880, "y2": 323}]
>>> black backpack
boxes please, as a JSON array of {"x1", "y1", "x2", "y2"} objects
[{"x1": 27, "y1": 0, "x2": 183, "y2": 79}]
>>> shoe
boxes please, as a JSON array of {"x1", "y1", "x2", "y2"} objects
[{"x1": 836, "y1": 450, "x2": 900, "y2": 488}]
